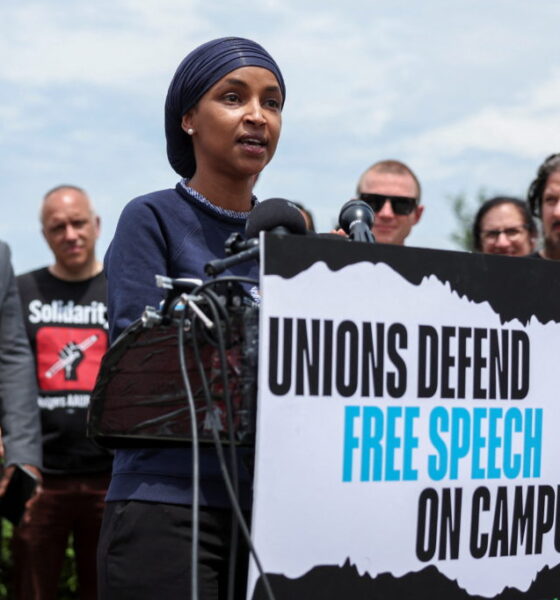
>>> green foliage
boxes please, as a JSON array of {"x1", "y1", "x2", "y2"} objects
[
  {"x1": 61, "y1": 535, "x2": 79, "y2": 596},
  {"x1": 0, "y1": 520, "x2": 78, "y2": 599},
  {"x1": 0, "y1": 521, "x2": 12, "y2": 598},
  {"x1": 448, "y1": 189, "x2": 489, "y2": 251}
]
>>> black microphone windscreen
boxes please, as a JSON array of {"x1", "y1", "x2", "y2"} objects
[
  {"x1": 338, "y1": 199, "x2": 374, "y2": 234},
  {"x1": 246, "y1": 198, "x2": 308, "y2": 238}
]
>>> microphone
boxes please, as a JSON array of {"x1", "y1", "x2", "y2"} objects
[
  {"x1": 338, "y1": 199, "x2": 376, "y2": 243},
  {"x1": 245, "y1": 197, "x2": 307, "y2": 238},
  {"x1": 205, "y1": 198, "x2": 308, "y2": 276}
]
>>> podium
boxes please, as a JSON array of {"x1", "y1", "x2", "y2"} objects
[
  {"x1": 88, "y1": 233, "x2": 560, "y2": 600},
  {"x1": 249, "y1": 234, "x2": 560, "y2": 600}
]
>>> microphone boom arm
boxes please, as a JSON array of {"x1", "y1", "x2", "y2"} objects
[{"x1": 205, "y1": 246, "x2": 260, "y2": 277}]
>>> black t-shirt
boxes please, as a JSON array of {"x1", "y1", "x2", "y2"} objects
[{"x1": 17, "y1": 268, "x2": 112, "y2": 474}]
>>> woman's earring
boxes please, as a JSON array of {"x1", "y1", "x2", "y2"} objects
[{"x1": 187, "y1": 128, "x2": 194, "y2": 136}]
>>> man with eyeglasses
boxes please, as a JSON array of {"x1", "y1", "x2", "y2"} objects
[{"x1": 355, "y1": 159, "x2": 423, "y2": 245}]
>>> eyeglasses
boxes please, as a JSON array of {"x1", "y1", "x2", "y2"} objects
[
  {"x1": 358, "y1": 193, "x2": 417, "y2": 216},
  {"x1": 480, "y1": 225, "x2": 529, "y2": 243}
]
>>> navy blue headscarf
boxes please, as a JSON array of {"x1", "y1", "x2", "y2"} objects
[{"x1": 165, "y1": 37, "x2": 286, "y2": 178}]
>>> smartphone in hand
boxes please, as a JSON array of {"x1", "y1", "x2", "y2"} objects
[{"x1": 0, "y1": 465, "x2": 39, "y2": 526}]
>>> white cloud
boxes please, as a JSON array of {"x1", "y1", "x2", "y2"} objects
[
  {"x1": 1, "y1": 0, "x2": 560, "y2": 270},
  {"x1": 0, "y1": 0, "x2": 209, "y2": 89},
  {"x1": 402, "y1": 70, "x2": 560, "y2": 179}
]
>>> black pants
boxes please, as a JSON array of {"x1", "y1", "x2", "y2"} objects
[{"x1": 97, "y1": 501, "x2": 249, "y2": 600}]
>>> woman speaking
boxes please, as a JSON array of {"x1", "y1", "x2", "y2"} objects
[{"x1": 97, "y1": 37, "x2": 285, "y2": 600}]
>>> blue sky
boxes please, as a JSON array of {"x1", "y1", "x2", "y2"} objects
[{"x1": 2, "y1": 0, "x2": 559, "y2": 273}]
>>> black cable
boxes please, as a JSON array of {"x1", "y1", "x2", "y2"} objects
[
  {"x1": 199, "y1": 292, "x2": 239, "y2": 491},
  {"x1": 192, "y1": 277, "x2": 258, "y2": 349},
  {"x1": 195, "y1": 287, "x2": 233, "y2": 350},
  {"x1": 177, "y1": 305, "x2": 200, "y2": 600},
  {"x1": 191, "y1": 298, "x2": 239, "y2": 600},
  {"x1": 189, "y1": 289, "x2": 276, "y2": 600},
  {"x1": 193, "y1": 276, "x2": 259, "y2": 296},
  {"x1": 196, "y1": 291, "x2": 240, "y2": 600}
]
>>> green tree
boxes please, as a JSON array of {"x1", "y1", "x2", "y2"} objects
[
  {"x1": 448, "y1": 189, "x2": 489, "y2": 251},
  {"x1": 0, "y1": 521, "x2": 78, "y2": 599}
]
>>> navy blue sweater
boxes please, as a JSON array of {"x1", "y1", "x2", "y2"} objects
[{"x1": 104, "y1": 182, "x2": 259, "y2": 507}]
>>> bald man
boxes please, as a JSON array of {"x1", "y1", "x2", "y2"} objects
[{"x1": 14, "y1": 185, "x2": 112, "y2": 600}]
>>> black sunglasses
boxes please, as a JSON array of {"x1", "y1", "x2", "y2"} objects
[{"x1": 358, "y1": 193, "x2": 417, "y2": 216}]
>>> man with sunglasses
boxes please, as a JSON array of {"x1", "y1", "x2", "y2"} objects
[{"x1": 356, "y1": 159, "x2": 423, "y2": 245}]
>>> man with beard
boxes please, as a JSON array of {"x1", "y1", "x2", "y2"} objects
[{"x1": 527, "y1": 153, "x2": 560, "y2": 259}]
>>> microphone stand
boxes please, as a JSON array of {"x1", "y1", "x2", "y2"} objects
[
  {"x1": 205, "y1": 246, "x2": 260, "y2": 277},
  {"x1": 204, "y1": 227, "x2": 294, "y2": 277},
  {"x1": 347, "y1": 221, "x2": 375, "y2": 244}
]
